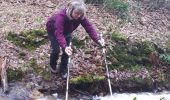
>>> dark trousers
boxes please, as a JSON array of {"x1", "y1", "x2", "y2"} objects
[{"x1": 46, "y1": 21, "x2": 71, "y2": 73}]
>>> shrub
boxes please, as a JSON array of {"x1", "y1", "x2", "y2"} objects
[
  {"x1": 104, "y1": 0, "x2": 129, "y2": 20},
  {"x1": 86, "y1": 0, "x2": 129, "y2": 21}
]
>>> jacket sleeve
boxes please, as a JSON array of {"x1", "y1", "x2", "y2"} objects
[
  {"x1": 80, "y1": 17, "x2": 100, "y2": 44},
  {"x1": 54, "y1": 15, "x2": 67, "y2": 49}
]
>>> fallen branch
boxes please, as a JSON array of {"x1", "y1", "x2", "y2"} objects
[{"x1": 0, "y1": 57, "x2": 9, "y2": 93}]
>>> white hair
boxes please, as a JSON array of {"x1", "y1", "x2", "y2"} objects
[{"x1": 66, "y1": 0, "x2": 86, "y2": 20}]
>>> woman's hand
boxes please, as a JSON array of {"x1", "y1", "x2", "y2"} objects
[
  {"x1": 98, "y1": 38, "x2": 105, "y2": 47},
  {"x1": 65, "y1": 46, "x2": 73, "y2": 56}
]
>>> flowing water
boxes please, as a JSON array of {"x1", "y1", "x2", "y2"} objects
[{"x1": 94, "y1": 91, "x2": 170, "y2": 100}]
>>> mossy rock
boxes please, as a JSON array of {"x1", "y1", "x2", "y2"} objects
[{"x1": 6, "y1": 29, "x2": 48, "y2": 51}]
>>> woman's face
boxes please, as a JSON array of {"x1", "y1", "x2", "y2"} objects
[{"x1": 71, "y1": 9, "x2": 83, "y2": 20}]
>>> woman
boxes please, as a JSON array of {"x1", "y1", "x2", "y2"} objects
[{"x1": 46, "y1": 0, "x2": 105, "y2": 79}]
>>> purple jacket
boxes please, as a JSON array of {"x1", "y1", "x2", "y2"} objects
[{"x1": 46, "y1": 8, "x2": 100, "y2": 49}]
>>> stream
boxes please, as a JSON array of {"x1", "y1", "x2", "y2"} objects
[
  {"x1": 94, "y1": 91, "x2": 170, "y2": 100},
  {"x1": 0, "y1": 82, "x2": 170, "y2": 100}
]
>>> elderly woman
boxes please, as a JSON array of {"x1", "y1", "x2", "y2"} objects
[{"x1": 46, "y1": 0, "x2": 104, "y2": 79}]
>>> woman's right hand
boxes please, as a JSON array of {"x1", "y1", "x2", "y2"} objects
[{"x1": 65, "y1": 46, "x2": 73, "y2": 56}]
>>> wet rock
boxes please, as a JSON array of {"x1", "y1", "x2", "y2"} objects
[{"x1": 29, "y1": 90, "x2": 44, "y2": 100}]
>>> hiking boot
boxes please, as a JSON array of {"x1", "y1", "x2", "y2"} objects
[
  {"x1": 50, "y1": 65, "x2": 57, "y2": 73},
  {"x1": 60, "y1": 67, "x2": 68, "y2": 79},
  {"x1": 61, "y1": 72, "x2": 68, "y2": 79}
]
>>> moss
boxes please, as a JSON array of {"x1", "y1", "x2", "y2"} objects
[
  {"x1": 136, "y1": 41, "x2": 155, "y2": 55},
  {"x1": 7, "y1": 69, "x2": 23, "y2": 82},
  {"x1": 28, "y1": 58, "x2": 44, "y2": 75},
  {"x1": 41, "y1": 68, "x2": 52, "y2": 81},
  {"x1": 85, "y1": 0, "x2": 104, "y2": 4},
  {"x1": 107, "y1": 45, "x2": 138, "y2": 69},
  {"x1": 164, "y1": 71, "x2": 170, "y2": 86},
  {"x1": 20, "y1": 58, "x2": 51, "y2": 81},
  {"x1": 21, "y1": 58, "x2": 43, "y2": 74},
  {"x1": 42, "y1": 73, "x2": 51, "y2": 81},
  {"x1": 159, "y1": 54, "x2": 170, "y2": 65},
  {"x1": 70, "y1": 74, "x2": 105, "y2": 84},
  {"x1": 133, "y1": 97, "x2": 137, "y2": 100},
  {"x1": 125, "y1": 75, "x2": 153, "y2": 87},
  {"x1": 127, "y1": 65, "x2": 142, "y2": 72},
  {"x1": 160, "y1": 97, "x2": 166, "y2": 100},
  {"x1": 155, "y1": 70, "x2": 166, "y2": 83},
  {"x1": 72, "y1": 37, "x2": 86, "y2": 48},
  {"x1": 107, "y1": 41, "x2": 156, "y2": 71},
  {"x1": 165, "y1": 38, "x2": 170, "y2": 53},
  {"x1": 84, "y1": 48, "x2": 93, "y2": 54},
  {"x1": 6, "y1": 29, "x2": 48, "y2": 51},
  {"x1": 111, "y1": 31, "x2": 127, "y2": 43},
  {"x1": 19, "y1": 52, "x2": 26, "y2": 59}
]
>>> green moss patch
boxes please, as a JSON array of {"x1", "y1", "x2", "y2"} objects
[
  {"x1": 107, "y1": 40, "x2": 156, "y2": 71},
  {"x1": 6, "y1": 29, "x2": 48, "y2": 51},
  {"x1": 159, "y1": 54, "x2": 170, "y2": 65},
  {"x1": 7, "y1": 69, "x2": 23, "y2": 82},
  {"x1": 72, "y1": 37, "x2": 87, "y2": 48},
  {"x1": 85, "y1": 0, "x2": 104, "y2": 4},
  {"x1": 19, "y1": 51, "x2": 26, "y2": 59},
  {"x1": 20, "y1": 58, "x2": 51, "y2": 81},
  {"x1": 70, "y1": 74, "x2": 105, "y2": 84},
  {"x1": 165, "y1": 38, "x2": 170, "y2": 53},
  {"x1": 111, "y1": 31, "x2": 127, "y2": 43}
]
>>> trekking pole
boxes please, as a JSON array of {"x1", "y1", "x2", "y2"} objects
[
  {"x1": 65, "y1": 42, "x2": 72, "y2": 100},
  {"x1": 100, "y1": 34, "x2": 113, "y2": 96}
]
